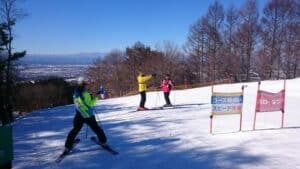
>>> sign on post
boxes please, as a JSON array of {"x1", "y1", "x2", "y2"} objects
[
  {"x1": 255, "y1": 90, "x2": 285, "y2": 112},
  {"x1": 210, "y1": 86, "x2": 245, "y2": 134},
  {"x1": 211, "y1": 92, "x2": 243, "y2": 115},
  {"x1": 253, "y1": 80, "x2": 286, "y2": 130}
]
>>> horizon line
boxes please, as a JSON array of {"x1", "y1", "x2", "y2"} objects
[{"x1": 26, "y1": 52, "x2": 107, "y2": 56}]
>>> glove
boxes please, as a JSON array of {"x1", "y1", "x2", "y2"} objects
[
  {"x1": 152, "y1": 73, "x2": 157, "y2": 77},
  {"x1": 168, "y1": 84, "x2": 172, "y2": 90}
]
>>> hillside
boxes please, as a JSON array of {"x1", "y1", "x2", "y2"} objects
[{"x1": 13, "y1": 78, "x2": 300, "y2": 169}]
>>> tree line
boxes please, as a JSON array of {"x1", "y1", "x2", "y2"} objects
[
  {"x1": 14, "y1": 78, "x2": 74, "y2": 113},
  {"x1": 185, "y1": 0, "x2": 299, "y2": 82},
  {"x1": 87, "y1": 0, "x2": 300, "y2": 97}
]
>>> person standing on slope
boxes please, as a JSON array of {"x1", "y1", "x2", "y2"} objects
[
  {"x1": 137, "y1": 72, "x2": 155, "y2": 111},
  {"x1": 62, "y1": 77, "x2": 107, "y2": 155},
  {"x1": 97, "y1": 85, "x2": 106, "y2": 99},
  {"x1": 161, "y1": 74, "x2": 174, "y2": 107}
]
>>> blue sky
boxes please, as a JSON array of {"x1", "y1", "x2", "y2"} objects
[{"x1": 14, "y1": 0, "x2": 267, "y2": 55}]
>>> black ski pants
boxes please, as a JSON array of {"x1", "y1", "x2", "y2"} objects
[
  {"x1": 65, "y1": 111, "x2": 107, "y2": 149},
  {"x1": 139, "y1": 91, "x2": 146, "y2": 107},
  {"x1": 164, "y1": 92, "x2": 171, "y2": 105}
]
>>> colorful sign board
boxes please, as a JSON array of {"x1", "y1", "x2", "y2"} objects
[
  {"x1": 255, "y1": 90, "x2": 285, "y2": 112},
  {"x1": 211, "y1": 92, "x2": 243, "y2": 115},
  {"x1": 210, "y1": 88, "x2": 245, "y2": 134},
  {"x1": 253, "y1": 80, "x2": 286, "y2": 130}
]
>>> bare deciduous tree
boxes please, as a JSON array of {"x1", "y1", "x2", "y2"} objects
[
  {"x1": 205, "y1": 1, "x2": 224, "y2": 81},
  {"x1": 184, "y1": 18, "x2": 207, "y2": 83},
  {"x1": 157, "y1": 41, "x2": 183, "y2": 84},
  {"x1": 223, "y1": 5, "x2": 240, "y2": 81},
  {"x1": 236, "y1": 0, "x2": 260, "y2": 81}
]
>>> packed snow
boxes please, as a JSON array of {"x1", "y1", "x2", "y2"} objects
[{"x1": 13, "y1": 78, "x2": 300, "y2": 169}]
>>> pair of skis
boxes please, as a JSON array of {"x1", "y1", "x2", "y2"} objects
[
  {"x1": 134, "y1": 106, "x2": 174, "y2": 112},
  {"x1": 55, "y1": 137, "x2": 118, "y2": 163}
]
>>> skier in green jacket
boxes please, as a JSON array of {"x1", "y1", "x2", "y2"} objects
[{"x1": 63, "y1": 77, "x2": 107, "y2": 154}]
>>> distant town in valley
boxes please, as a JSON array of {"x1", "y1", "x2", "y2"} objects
[{"x1": 17, "y1": 53, "x2": 104, "y2": 81}]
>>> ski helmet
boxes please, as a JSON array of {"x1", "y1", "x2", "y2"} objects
[{"x1": 77, "y1": 76, "x2": 90, "y2": 86}]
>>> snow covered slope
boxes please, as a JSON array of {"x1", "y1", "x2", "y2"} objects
[{"x1": 13, "y1": 78, "x2": 300, "y2": 169}]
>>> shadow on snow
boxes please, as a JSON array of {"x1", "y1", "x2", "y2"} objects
[{"x1": 13, "y1": 102, "x2": 266, "y2": 169}]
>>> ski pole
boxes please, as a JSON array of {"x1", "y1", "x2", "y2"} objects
[
  {"x1": 85, "y1": 125, "x2": 88, "y2": 139},
  {"x1": 155, "y1": 89, "x2": 161, "y2": 107},
  {"x1": 172, "y1": 87, "x2": 176, "y2": 105},
  {"x1": 94, "y1": 109, "x2": 103, "y2": 128},
  {"x1": 86, "y1": 108, "x2": 97, "y2": 139}
]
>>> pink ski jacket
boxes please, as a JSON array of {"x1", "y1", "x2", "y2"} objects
[{"x1": 161, "y1": 79, "x2": 174, "y2": 93}]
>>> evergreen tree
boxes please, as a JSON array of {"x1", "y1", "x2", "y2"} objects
[{"x1": 0, "y1": 0, "x2": 26, "y2": 125}]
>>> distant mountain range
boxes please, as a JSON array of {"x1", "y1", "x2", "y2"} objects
[{"x1": 20, "y1": 53, "x2": 105, "y2": 65}]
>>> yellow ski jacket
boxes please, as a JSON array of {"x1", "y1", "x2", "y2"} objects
[{"x1": 137, "y1": 74, "x2": 152, "y2": 92}]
